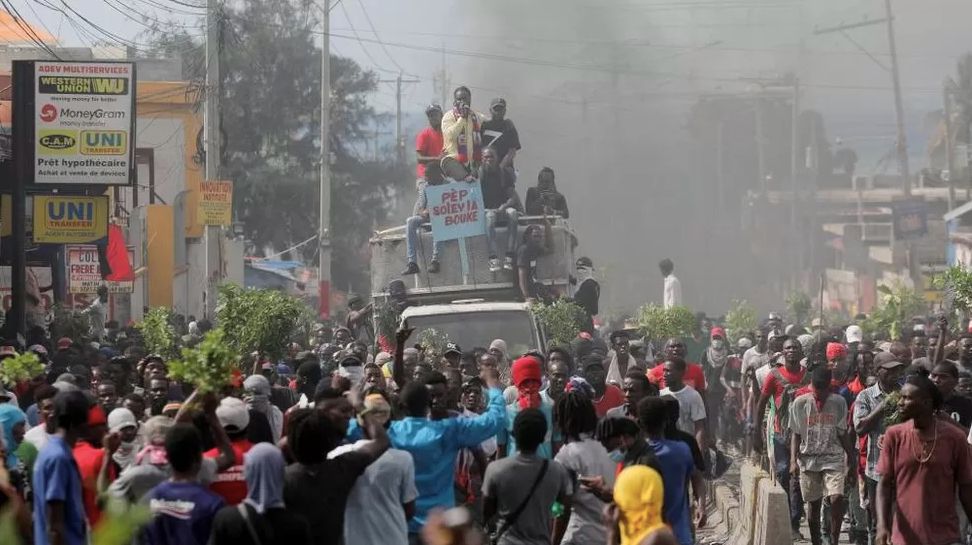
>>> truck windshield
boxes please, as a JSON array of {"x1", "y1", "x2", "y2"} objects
[{"x1": 403, "y1": 310, "x2": 538, "y2": 357}]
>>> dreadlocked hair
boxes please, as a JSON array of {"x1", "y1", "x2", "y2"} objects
[{"x1": 554, "y1": 390, "x2": 598, "y2": 443}]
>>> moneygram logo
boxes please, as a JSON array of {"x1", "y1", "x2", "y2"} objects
[
  {"x1": 59, "y1": 108, "x2": 127, "y2": 120},
  {"x1": 37, "y1": 129, "x2": 78, "y2": 155},
  {"x1": 39, "y1": 103, "x2": 58, "y2": 123}
]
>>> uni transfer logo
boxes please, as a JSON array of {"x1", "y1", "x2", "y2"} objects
[{"x1": 39, "y1": 103, "x2": 58, "y2": 123}]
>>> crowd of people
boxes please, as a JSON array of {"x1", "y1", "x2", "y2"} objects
[
  {"x1": 404, "y1": 84, "x2": 570, "y2": 302},
  {"x1": 3, "y1": 295, "x2": 972, "y2": 545}
]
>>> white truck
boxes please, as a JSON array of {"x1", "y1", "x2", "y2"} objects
[{"x1": 369, "y1": 216, "x2": 577, "y2": 355}]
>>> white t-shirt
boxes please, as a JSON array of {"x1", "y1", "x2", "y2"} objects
[
  {"x1": 660, "y1": 385, "x2": 706, "y2": 436},
  {"x1": 330, "y1": 441, "x2": 418, "y2": 545},
  {"x1": 741, "y1": 346, "x2": 770, "y2": 378},
  {"x1": 23, "y1": 423, "x2": 51, "y2": 451},
  {"x1": 554, "y1": 438, "x2": 617, "y2": 545},
  {"x1": 663, "y1": 275, "x2": 683, "y2": 309}
]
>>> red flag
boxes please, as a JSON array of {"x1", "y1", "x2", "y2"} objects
[{"x1": 104, "y1": 224, "x2": 134, "y2": 281}]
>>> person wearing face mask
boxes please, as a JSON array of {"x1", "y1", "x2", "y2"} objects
[
  {"x1": 572, "y1": 257, "x2": 600, "y2": 334},
  {"x1": 699, "y1": 327, "x2": 729, "y2": 439},
  {"x1": 243, "y1": 375, "x2": 283, "y2": 443},
  {"x1": 498, "y1": 357, "x2": 559, "y2": 459},
  {"x1": 338, "y1": 355, "x2": 365, "y2": 387},
  {"x1": 106, "y1": 407, "x2": 140, "y2": 471}
]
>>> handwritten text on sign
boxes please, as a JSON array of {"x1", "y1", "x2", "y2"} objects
[{"x1": 424, "y1": 181, "x2": 487, "y2": 242}]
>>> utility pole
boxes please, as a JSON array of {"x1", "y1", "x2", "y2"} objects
[
  {"x1": 380, "y1": 76, "x2": 419, "y2": 164},
  {"x1": 319, "y1": 0, "x2": 331, "y2": 320},
  {"x1": 204, "y1": 0, "x2": 222, "y2": 319},
  {"x1": 814, "y1": 12, "x2": 909, "y2": 192},
  {"x1": 755, "y1": 99, "x2": 766, "y2": 194},
  {"x1": 432, "y1": 45, "x2": 449, "y2": 107},
  {"x1": 884, "y1": 0, "x2": 910, "y2": 195},
  {"x1": 944, "y1": 78, "x2": 957, "y2": 210}
]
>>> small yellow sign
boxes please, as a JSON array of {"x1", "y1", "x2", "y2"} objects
[
  {"x1": 198, "y1": 180, "x2": 233, "y2": 226},
  {"x1": 33, "y1": 195, "x2": 108, "y2": 243},
  {"x1": 37, "y1": 129, "x2": 79, "y2": 156},
  {"x1": 80, "y1": 130, "x2": 127, "y2": 155}
]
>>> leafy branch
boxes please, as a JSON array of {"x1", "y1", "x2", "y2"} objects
[
  {"x1": 533, "y1": 298, "x2": 585, "y2": 349},
  {"x1": 724, "y1": 299, "x2": 758, "y2": 344},
  {"x1": 136, "y1": 307, "x2": 179, "y2": 359},
  {"x1": 0, "y1": 351, "x2": 43, "y2": 387},
  {"x1": 167, "y1": 329, "x2": 238, "y2": 394},
  {"x1": 636, "y1": 304, "x2": 696, "y2": 342}
]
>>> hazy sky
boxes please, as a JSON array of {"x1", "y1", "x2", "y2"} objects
[{"x1": 18, "y1": 0, "x2": 972, "y2": 314}]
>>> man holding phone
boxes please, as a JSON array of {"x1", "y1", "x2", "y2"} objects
[{"x1": 440, "y1": 86, "x2": 483, "y2": 181}]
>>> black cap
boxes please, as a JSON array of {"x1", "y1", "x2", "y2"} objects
[
  {"x1": 576, "y1": 256, "x2": 593, "y2": 268},
  {"x1": 445, "y1": 342, "x2": 462, "y2": 356},
  {"x1": 490, "y1": 97, "x2": 506, "y2": 110}
]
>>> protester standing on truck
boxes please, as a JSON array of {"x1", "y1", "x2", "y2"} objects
[
  {"x1": 572, "y1": 256, "x2": 599, "y2": 334},
  {"x1": 441, "y1": 86, "x2": 482, "y2": 181},
  {"x1": 479, "y1": 147, "x2": 522, "y2": 273}
]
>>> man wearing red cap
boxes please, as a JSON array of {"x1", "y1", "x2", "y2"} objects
[
  {"x1": 700, "y1": 327, "x2": 730, "y2": 440},
  {"x1": 498, "y1": 356, "x2": 559, "y2": 459}
]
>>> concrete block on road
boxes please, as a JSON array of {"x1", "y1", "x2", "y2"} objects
[{"x1": 754, "y1": 476, "x2": 793, "y2": 545}]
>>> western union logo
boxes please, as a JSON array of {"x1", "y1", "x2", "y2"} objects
[
  {"x1": 37, "y1": 129, "x2": 78, "y2": 155},
  {"x1": 80, "y1": 130, "x2": 127, "y2": 156},
  {"x1": 38, "y1": 76, "x2": 128, "y2": 95}
]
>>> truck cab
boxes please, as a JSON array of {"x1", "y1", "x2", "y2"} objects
[
  {"x1": 370, "y1": 215, "x2": 576, "y2": 354},
  {"x1": 399, "y1": 300, "x2": 544, "y2": 357}
]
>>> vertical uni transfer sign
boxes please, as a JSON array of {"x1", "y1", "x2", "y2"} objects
[{"x1": 33, "y1": 61, "x2": 136, "y2": 185}]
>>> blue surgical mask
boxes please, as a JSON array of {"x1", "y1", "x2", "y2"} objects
[{"x1": 608, "y1": 449, "x2": 624, "y2": 463}]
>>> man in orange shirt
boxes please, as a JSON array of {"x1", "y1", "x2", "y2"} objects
[{"x1": 203, "y1": 397, "x2": 253, "y2": 505}]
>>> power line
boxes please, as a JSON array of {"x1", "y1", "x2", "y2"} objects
[
  {"x1": 15, "y1": 0, "x2": 62, "y2": 48},
  {"x1": 336, "y1": 0, "x2": 396, "y2": 74},
  {"x1": 353, "y1": 0, "x2": 416, "y2": 77},
  {"x1": 1, "y1": 0, "x2": 60, "y2": 57}
]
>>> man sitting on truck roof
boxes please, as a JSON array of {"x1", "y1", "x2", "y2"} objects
[
  {"x1": 479, "y1": 147, "x2": 522, "y2": 273},
  {"x1": 525, "y1": 167, "x2": 569, "y2": 218},
  {"x1": 403, "y1": 105, "x2": 448, "y2": 276},
  {"x1": 440, "y1": 86, "x2": 483, "y2": 182}
]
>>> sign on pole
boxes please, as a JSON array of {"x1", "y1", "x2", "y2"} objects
[
  {"x1": 66, "y1": 244, "x2": 133, "y2": 294},
  {"x1": 198, "y1": 180, "x2": 233, "y2": 226},
  {"x1": 33, "y1": 61, "x2": 136, "y2": 185},
  {"x1": 424, "y1": 181, "x2": 487, "y2": 242},
  {"x1": 892, "y1": 198, "x2": 928, "y2": 240},
  {"x1": 33, "y1": 195, "x2": 108, "y2": 243}
]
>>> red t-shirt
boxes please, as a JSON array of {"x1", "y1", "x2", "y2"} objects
[
  {"x1": 647, "y1": 363, "x2": 707, "y2": 393},
  {"x1": 593, "y1": 385, "x2": 625, "y2": 417},
  {"x1": 415, "y1": 127, "x2": 444, "y2": 179},
  {"x1": 203, "y1": 439, "x2": 253, "y2": 505},
  {"x1": 761, "y1": 366, "x2": 807, "y2": 433},
  {"x1": 877, "y1": 420, "x2": 972, "y2": 545},
  {"x1": 73, "y1": 441, "x2": 115, "y2": 527}
]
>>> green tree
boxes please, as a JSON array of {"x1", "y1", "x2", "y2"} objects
[
  {"x1": 785, "y1": 291, "x2": 812, "y2": 327},
  {"x1": 137, "y1": 307, "x2": 179, "y2": 359},
  {"x1": 533, "y1": 298, "x2": 586, "y2": 349},
  {"x1": 636, "y1": 304, "x2": 696, "y2": 343},
  {"x1": 724, "y1": 299, "x2": 758, "y2": 344},
  {"x1": 216, "y1": 283, "x2": 312, "y2": 360},
  {"x1": 144, "y1": 0, "x2": 408, "y2": 295},
  {"x1": 862, "y1": 283, "x2": 927, "y2": 341}
]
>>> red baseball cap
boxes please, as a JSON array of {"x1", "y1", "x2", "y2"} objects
[
  {"x1": 88, "y1": 405, "x2": 107, "y2": 427},
  {"x1": 710, "y1": 327, "x2": 726, "y2": 339},
  {"x1": 57, "y1": 337, "x2": 73, "y2": 350}
]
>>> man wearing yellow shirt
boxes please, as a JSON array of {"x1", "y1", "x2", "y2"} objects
[{"x1": 440, "y1": 86, "x2": 483, "y2": 181}]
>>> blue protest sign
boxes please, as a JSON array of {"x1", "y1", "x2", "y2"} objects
[{"x1": 425, "y1": 181, "x2": 487, "y2": 242}]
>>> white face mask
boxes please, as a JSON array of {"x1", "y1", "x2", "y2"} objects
[{"x1": 711, "y1": 339, "x2": 725, "y2": 350}]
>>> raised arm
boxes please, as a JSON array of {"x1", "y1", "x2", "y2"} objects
[
  {"x1": 393, "y1": 327, "x2": 411, "y2": 390},
  {"x1": 453, "y1": 370, "x2": 507, "y2": 448}
]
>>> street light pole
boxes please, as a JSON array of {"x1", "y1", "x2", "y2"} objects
[{"x1": 319, "y1": 0, "x2": 332, "y2": 321}]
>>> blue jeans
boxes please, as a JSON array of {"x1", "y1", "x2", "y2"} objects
[
  {"x1": 405, "y1": 215, "x2": 441, "y2": 264},
  {"x1": 773, "y1": 434, "x2": 804, "y2": 532},
  {"x1": 486, "y1": 207, "x2": 520, "y2": 257}
]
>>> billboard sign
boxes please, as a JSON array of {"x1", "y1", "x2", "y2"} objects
[
  {"x1": 66, "y1": 244, "x2": 133, "y2": 294},
  {"x1": 33, "y1": 61, "x2": 136, "y2": 185},
  {"x1": 198, "y1": 180, "x2": 233, "y2": 226},
  {"x1": 33, "y1": 195, "x2": 108, "y2": 243}
]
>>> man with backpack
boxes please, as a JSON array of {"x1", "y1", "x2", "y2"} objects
[{"x1": 752, "y1": 337, "x2": 808, "y2": 541}]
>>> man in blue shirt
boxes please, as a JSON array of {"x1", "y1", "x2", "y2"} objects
[
  {"x1": 637, "y1": 396, "x2": 703, "y2": 545},
  {"x1": 390, "y1": 370, "x2": 506, "y2": 540},
  {"x1": 32, "y1": 390, "x2": 89, "y2": 545}
]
